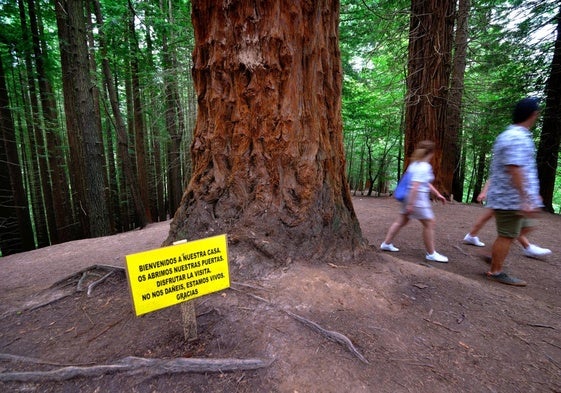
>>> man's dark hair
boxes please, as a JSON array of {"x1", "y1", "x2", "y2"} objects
[{"x1": 513, "y1": 97, "x2": 540, "y2": 124}]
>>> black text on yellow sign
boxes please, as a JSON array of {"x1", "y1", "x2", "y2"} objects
[{"x1": 125, "y1": 234, "x2": 229, "y2": 316}]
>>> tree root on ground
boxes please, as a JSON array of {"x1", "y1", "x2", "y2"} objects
[
  {"x1": 230, "y1": 283, "x2": 369, "y2": 364},
  {"x1": 0, "y1": 354, "x2": 272, "y2": 382},
  {"x1": 53, "y1": 264, "x2": 125, "y2": 295},
  {"x1": 283, "y1": 310, "x2": 370, "y2": 364},
  {"x1": 25, "y1": 265, "x2": 125, "y2": 311}
]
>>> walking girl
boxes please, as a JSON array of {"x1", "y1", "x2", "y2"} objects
[{"x1": 380, "y1": 140, "x2": 449, "y2": 262}]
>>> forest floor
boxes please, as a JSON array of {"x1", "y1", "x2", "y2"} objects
[{"x1": 0, "y1": 196, "x2": 560, "y2": 393}]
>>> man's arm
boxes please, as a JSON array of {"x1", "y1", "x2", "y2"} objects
[{"x1": 505, "y1": 165, "x2": 532, "y2": 213}]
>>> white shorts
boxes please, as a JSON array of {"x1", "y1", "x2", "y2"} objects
[
  {"x1": 401, "y1": 191, "x2": 434, "y2": 220},
  {"x1": 406, "y1": 205, "x2": 434, "y2": 220}
]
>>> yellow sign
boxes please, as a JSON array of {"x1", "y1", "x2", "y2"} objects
[{"x1": 125, "y1": 234, "x2": 229, "y2": 316}]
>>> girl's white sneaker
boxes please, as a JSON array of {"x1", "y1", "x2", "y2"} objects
[
  {"x1": 426, "y1": 251, "x2": 449, "y2": 263},
  {"x1": 380, "y1": 242, "x2": 399, "y2": 252}
]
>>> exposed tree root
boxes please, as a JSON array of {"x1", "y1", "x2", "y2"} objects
[
  {"x1": 231, "y1": 282, "x2": 370, "y2": 364},
  {"x1": 0, "y1": 353, "x2": 76, "y2": 367},
  {"x1": 25, "y1": 265, "x2": 125, "y2": 311},
  {"x1": 27, "y1": 292, "x2": 72, "y2": 312},
  {"x1": 85, "y1": 270, "x2": 117, "y2": 296},
  {"x1": 283, "y1": 310, "x2": 370, "y2": 364},
  {"x1": 55, "y1": 264, "x2": 124, "y2": 294},
  {"x1": 0, "y1": 355, "x2": 272, "y2": 382}
]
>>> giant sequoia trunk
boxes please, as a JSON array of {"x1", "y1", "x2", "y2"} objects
[
  {"x1": 404, "y1": 0, "x2": 455, "y2": 196},
  {"x1": 165, "y1": 1, "x2": 365, "y2": 263}
]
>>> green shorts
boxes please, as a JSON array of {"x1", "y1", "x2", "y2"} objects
[{"x1": 494, "y1": 210, "x2": 535, "y2": 238}]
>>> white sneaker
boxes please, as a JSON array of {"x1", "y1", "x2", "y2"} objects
[
  {"x1": 523, "y1": 244, "x2": 552, "y2": 258},
  {"x1": 463, "y1": 233, "x2": 485, "y2": 247},
  {"x1": 426, "y1": 251, "x2": 449, "y2": 263},
  {"x1": 380, "y1": 242, "x2": 399, "y2": 252}
]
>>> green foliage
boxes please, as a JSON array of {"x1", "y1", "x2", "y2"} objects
[
  {"x1": 0, "y1": 0, "x2": 197, "y2": 248},
  {"x1": 340, "y1": 0, "x2": 560, "y2": 206},
  {"x1": 340, "y1": 0, "x2": 409, "y2": 193}
]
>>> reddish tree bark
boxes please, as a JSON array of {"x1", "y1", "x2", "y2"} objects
[
  {"x1": 166, "y1": 0, "x2": 365, "y2": 263},
  {"x1": 447, "y1": 0, "x2": 470, "y2": 202},
  {"x1": 404, "y1": 0, "x2": 455, "y2": 196}
]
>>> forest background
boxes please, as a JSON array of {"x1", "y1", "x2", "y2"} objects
[{"x1": 0, "y1": 0, "x2": 560, "y2": 257}]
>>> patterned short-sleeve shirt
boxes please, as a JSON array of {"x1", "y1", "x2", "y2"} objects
[{"x1": 486, "y1": 124, "x2": 542, "y2": 210}]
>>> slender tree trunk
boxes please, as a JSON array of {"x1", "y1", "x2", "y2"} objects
[
  {"x1": 54, "y1": 0, "x2": 111, "y2": 238},
  {"x1": 28, "y1": 0, "x2": 78, "y2": 243},
  {"x1": 471, "y1": 148, "x2": 487, "y2": 203},
  {"x1": 128, "y1": 3, "x2": 152, "y2": 223},
  {"x1": 160, "y1": 0, "x2": 185, "y2": 216},
  {"x1": 143, "y1": 19, "x2": 164, "y2": 222},
  {"x1": 87, "y1": 3, "x2": 114, "y2": 233},
  {"x1": 18, "y1": 0, "x2": 50, "y2": 247},
  {"x1": 0, "y1": 56, "x2": 35, "y2": 255},
  {"x1": 447, "y1": 0, "x2": 470, "y2": 202},
  {"x1": 404, "y1": 0, "x2": 455, "y2": 195},
  {"x1": 91, "y1": 0, "x2": 148, "y2": 229},
  {"x1": 537, "y1": 5, "x2": 561, "y2": 213},
  {"x1": 124, "y1": 64, "x2": 136, "y2": 228},
  {"x1": 366, "y1": 136, "x2": 374, "y2": 196},
  {"x1": 166, "y1": 0, "x2": 365, "y2": 263}
]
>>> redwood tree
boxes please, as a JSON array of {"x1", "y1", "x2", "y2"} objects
[
  {"x1": 27, "y1": 0, "x2": 76, "y2": 243},
  {"x1": 54, "y1": 0, "x2": 111, "y2": 237},
  {"x1": 165, "y1": 1, "x2": 365, "y2": 263},
  {"x1": 447, "y1": 0, "x2": 470, "y2": 202},
  {"x1": 404, "y1": 0, "x2": 455, "y2": 195}
]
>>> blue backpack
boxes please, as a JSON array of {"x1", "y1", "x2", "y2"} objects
[{"x1": 394, "y1": 170, "x2": 412, "y2": 202}]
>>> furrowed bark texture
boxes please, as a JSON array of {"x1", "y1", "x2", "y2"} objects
[
  {"x1": 405, "y1": 0, "x2": 455, "y2": 195},
  {"x1": 166, "y1": 1, "x2": 365, "y2": 263}
]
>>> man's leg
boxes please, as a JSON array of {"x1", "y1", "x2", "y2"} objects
[
  {"x1": 489, "y1": 236, "x2": 514, "y2": 274},
  {"x1": 469, "y1": 209, "x2": 494, "y2": 236},
  {"x1": 518, "y1": 224, "x2": 552, "y2": 257},
  {"x1": 517, "y1": 234, "x2": 531, "y2": 249},
  {"x1": 487, "y1": 210, "x2": 526, "y2": 286}
]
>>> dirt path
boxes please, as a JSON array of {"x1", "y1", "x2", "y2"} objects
[{"x1": 0, "y1": 197, "x2": 560, "y2": 393}]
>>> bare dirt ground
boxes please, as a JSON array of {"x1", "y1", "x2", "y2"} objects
[{"x1": 0, "y1": 196, "x2": 560, "y2": 393}]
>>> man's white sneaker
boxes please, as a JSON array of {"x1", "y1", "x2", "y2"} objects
[
  {"x1": 380, "y1": 242, "x2": 399, "y2": 252},
  {"x1": 426, "y1": 251, "x2": 449, "y2": 263},
  {"x1": 463, "y1": 233, "x2": 485, "y2": 247},
  {"x1": 523, "y1": 244, "x2": 552, "y2": 258}
]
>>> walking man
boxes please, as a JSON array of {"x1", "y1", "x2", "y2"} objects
[{"x1": 485, "y1": 97, "x2": 543, "y2": 286}]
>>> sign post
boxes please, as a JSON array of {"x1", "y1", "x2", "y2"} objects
[{"x1": 125, "y1": 234, "x2": 230, "y2": 317}]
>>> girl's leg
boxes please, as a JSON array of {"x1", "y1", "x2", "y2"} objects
[
  {"x1": 420, "y1": 219, "x2": 435, "y2": 254},
  {"x1": 383, "y1": 214, "x2": 409, "y2": 244}
]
